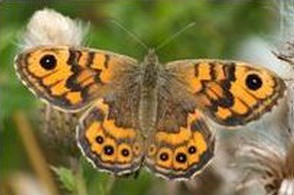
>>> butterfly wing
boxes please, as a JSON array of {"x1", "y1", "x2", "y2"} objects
[
  {"x1": 77, "y1": 71, "x2": 144, "y2": 175},
  {"x1": 144, "y1": 105, "x2": 215, "y2": 180},
  {"x1": 77, "y1": 99, "x2": 144, "y2": 175},
  {"x1": 15, "y1": 46, "x2": 138, "y2": 112},
  {"x1": 143, "y1": 71, "x2": 215, "y2": 180},
  {"x1": 164, "y1": 60, "x2": 286, "y2": 126}
]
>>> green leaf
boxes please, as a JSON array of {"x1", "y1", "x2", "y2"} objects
[
  {"x1": 98, "y1": 184, "x2": 105, "y2": 195},
  {"x1": 51, "y1": 166, "x2": 76, "y2": 192}
]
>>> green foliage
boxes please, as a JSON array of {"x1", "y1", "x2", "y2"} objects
[{"x1": 52, "y1": 166, "x2": 76, "y2": 193}]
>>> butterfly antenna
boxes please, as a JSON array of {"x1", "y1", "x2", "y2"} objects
[
  {"x1": 111, "y1": 19, "x2": 148, "y2": 51},
  {"x1": 155, "y1": 22, "x2": 196, "y2": 51}
]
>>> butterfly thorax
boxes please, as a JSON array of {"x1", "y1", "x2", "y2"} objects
[
  {"x1": 138, "y1": 49, "x2": 161, "y2": 138},
  {"x1": 141, "y1": 49, "x2": 159, "y2": 88}
]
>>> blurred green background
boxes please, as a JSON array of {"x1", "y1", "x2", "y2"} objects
[{"x1": 0, "y1": 1, "x2": 278, "y2": 195}]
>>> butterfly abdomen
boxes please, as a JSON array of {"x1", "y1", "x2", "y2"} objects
[{"x1": 138, "y1": 52, "x2": 161, "y2": 138}]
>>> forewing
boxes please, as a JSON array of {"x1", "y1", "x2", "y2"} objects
[
  {"x1": 15, "y1": 46, "x2": 137, "y2": 112},
  {"x1": 165, "y1": 60, "x2": 286, "y2": 126}
]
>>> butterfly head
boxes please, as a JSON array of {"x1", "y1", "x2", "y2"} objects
[{"x1": 144, "y1": 49, "x2": 159, "y2": 66}]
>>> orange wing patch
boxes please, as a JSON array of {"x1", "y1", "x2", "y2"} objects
[
  {"x1": 205, "y1": 64, "x2": 285, "y2": 126},
  {"x1": 166, "y1": 60, "x2": 286, "y2": 126},
  {"x1": 77, "y1": 99, "x2": 143, "y2": 175},
  {"x1": 15, "y1": 46, "x2": 137, "y2": 111},
  {"x1": 144, "y1": 109, "x2": 215, "y2": 180}
]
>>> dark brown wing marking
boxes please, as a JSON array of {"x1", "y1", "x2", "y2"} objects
[
  {"x1": 165, "y1": 60, "x2": 286, "y2": 126},
  {"x1": 77, "y1": 99, "x2": 143, "y2": 175},
  {"x1": 15, "y1": 46, "x2": 137, "y2": 111},
  {"x1": 144, "y1": 108, "x2": 215, "y2": 180}
]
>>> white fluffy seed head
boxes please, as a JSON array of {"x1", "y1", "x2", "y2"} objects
[
  {"x1": 278, "y1": 0, "x2": 294, "y2": 42},
  {"x1": 22, "y1": 8, "x2": 89, "y2": 49},
  {"x1": 278, "y1": 179, "x2": 294, "y2": 195},
  {"x1": 274, "y1": 0, "x2": 294, "y2": 68}
]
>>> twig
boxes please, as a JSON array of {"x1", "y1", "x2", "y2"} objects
[{"x1": 14, "y1": 111, "x2": 59, "y2": 195}]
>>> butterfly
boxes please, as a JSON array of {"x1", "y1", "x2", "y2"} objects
[{"x1": 15, "y1": 46, "x2": 286, "y2": 180}]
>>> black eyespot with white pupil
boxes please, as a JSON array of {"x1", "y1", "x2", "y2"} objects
[
  {"x1": 103, "y1": 145, "x2": 114, "y2": 156},
  {"x1": 160, "y1": 152, "x2": 169, "y2": 161},
  {"x1": 40, "y1": 54, "x2": 57, "y2": 70},
  {"x1": 176, "y1": 153, "x2": 187, "y2": 163},
  {"x1": 95, "y1": 136, "x2": 104, "y2": 144},
  {"x1": 245, "y1": 73, "x2": 263, "y2": 90},
  {"x1": 188, "y1": 146, "x2": 197, "y2": 154},
  {"x1": 121, "y1": 149, "x2": 130, "y2": 157}
]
